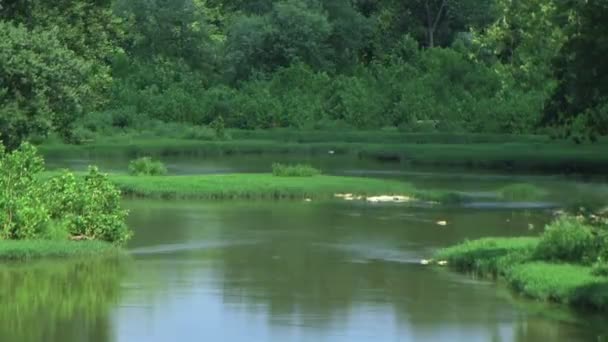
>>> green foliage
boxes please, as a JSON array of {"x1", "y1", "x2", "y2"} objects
[
  {"x1": 535, "y1": 216, "x2": 601, "y2": 264},
  {"x1": 44, "y1": 167, "x2": 132, "y2": 244},
  {"x1": 272, "y1": 163, "x2": 321, "y2": 177},
  {"x1": 0, "y1": 22, "x2": 103, "y2": 148},
  {"x1": 128, "y1": 157, "x2": 168, "y2": 176},
  {"x1": 0, "y1": 144, "x2": 48, "y2": 239},
  {"x1": 0, "y1": 143, "x2": 131, "y2": 244},
  {"x1": 438, "y1": 234, "x2": 608, "y2": 310}
]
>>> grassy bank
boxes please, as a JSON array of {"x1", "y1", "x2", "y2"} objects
[
  {"x1": 39, "y1": 133, "x2": 608, "y2": 173},
  {"x1": 436, "y1": 238, "x2": 608, "y2": 311},
  {"x1": 108, "y1": 173, "x2": 453, "y2": 201},
  {"x1": 0, "y1": 240, "x2": 122, "y2": 261}
]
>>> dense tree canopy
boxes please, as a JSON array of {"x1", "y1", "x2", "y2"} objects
[{"x1": 0, "y1": 0, "x2": 606, "y2": 146}]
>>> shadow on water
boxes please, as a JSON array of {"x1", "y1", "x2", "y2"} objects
[{"x1": 0, "y1": 257, "x2": 127, "y2": 342}]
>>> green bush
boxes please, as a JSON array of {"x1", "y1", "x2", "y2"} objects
[
  {"x1": 592, "y1": 262, "x2": 608, "y2": 277},
  {"x1": 44, "y1": 168, "x2": 132, "y2": 244},
  {"x1": 272, "y1": 163, "x2": 321, "y2": 177},
  {"x1": 128, "y1": 157, "x2": 168, "y2": 176},
  {"x1": 0, "y1": 143, "x2": 49, "y2": 240},
  {"x1": 0, "y1": 144, "x2": 132, "y2": 244},
  {"x1": 498, "y1": 183, "x2": 548, "y2": 201},
  {"x1": 535, "y1": 216, "x2": 599, "y2": 264}
]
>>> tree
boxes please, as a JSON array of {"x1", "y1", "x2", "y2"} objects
[
  {"x1": 223, "y1": 0, "x2": 333, "y2": 81},
  {"x1": 114, "y1": 0, "x2": 218, "y2": 71},
  {"x1": 0, "y1": 22, "x2": 100, "y2": 148},
  {"x1": 545, "y1": 0, "x2": 608, "y2": 138}
]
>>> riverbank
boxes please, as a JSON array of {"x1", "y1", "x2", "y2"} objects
[
  {"x1": 38, "y1": 132, "x2": 608, "y2": 174},
  {"x1": 0, "y1": 240, "x2": 122, "y2": 261},
  {"x1": 108, "y1": 173, "x2": 455, "y2": 201},
  {"x1": 436, "y1": 238, "x2": 608, "y2": 311}
]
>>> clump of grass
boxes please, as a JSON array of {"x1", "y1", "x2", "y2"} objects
[
  {"x1": 272, "y1": 163, "x2": 321, "y2": 177},
  {"x1": 0, "y1": 240, "x2": 122, "y2": 261},
  {"x1": 436, "y1": 237, "x2": 538, "y2": 275},
  {"x1": 498, "y1": 183, "x2": 547, "y2": 201},
  {"x1": 128, "y1": 157, "x2": 168, "y2": 176},
  {"x1": 508, "y1": 262, "x2": 608, "y2": 310}
]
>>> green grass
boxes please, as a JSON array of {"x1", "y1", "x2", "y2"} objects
[
  {"x1": 436, "y1": 237, "x2": 539, "y2": 275},
  {"x1": 38, "y1": 133, "x2": 608, "y2": 173},
  {"x1": 508, "y1": 262, "x2": 608, "y2": 310},
  {"x1": 109, "y1": 173, "x2": 427, "y2": 200},
  {"x1": 0, "y1": 240, "x2": 122, "y2": 261},
  {"x1": 436, "y1": 237, "x2": 608, "y2": 311}
]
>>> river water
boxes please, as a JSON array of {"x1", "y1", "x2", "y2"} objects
[{"x1": 1, "y1": 155, "x2": 607, "y2": 341}]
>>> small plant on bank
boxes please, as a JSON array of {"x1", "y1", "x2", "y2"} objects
[
  {"x1": 128, "y1": 157, "x2": 168, "y2": 176},
  {"x1": 272, "y1": 163, "x2": 321, "y2": 177},
  {"x1": 499, "y1": 183, "x2": 547, "y2": 201}
]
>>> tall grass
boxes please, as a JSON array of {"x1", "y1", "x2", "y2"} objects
[{"x1": 0, "y1": 240, "x2": 122, "y2": 261}]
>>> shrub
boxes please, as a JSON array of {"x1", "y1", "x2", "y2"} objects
[
  {"x1": 0, "y1": 143, "x2": 49, "y2": 240},
  {"x1": 535, "y1": 216, "x2": 599, "y2": 264},
  {"x1": 45, "y1": 167, "x2": 131, "y2": 244},
  {"x1": 0, "y1": 144, "x2": 132, "y2": 244},
  {"x1": 499, "y1": 183, "x2": 548, "y2": 201},
  {"x1": 128, "y1": 157, "x2": 168, "y2": 176},
  {"x1": 272, "y1": 163, "x2": 321, "y2": 177},
  {"x1": 592, "y1": 262, "x2": 608, "y2": 277},
  {"x1": 181, "y1": 125, "x2": 217, "y2": 141}
]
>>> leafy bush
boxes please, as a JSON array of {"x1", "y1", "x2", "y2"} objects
[
  {"x1": 128, "y1": 157, "x2": 168, "y2": 176},
  {"x1": 0, "y1": 143, "x2": 49, "y2": 240},
  {"x1": 535, "y1": 216, "x2": 599, "y2": 264},
  {"x1": 45, "y1": 167, "x2": 131, "y2": 244},
  {"x1": 0, "y1": 144, "x2": 132, "y2": 244},
  {"x1": 499, "y1": 183, "x2": 548, "y2": 201},
  {"x1": 592, "y1": 262, "x2": 608, "y2": 277},
  {"x1": 272, "y1": 163, "x2": 321, "y2": 177}
]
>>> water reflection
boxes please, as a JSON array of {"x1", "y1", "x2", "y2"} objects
[{"x1": 0, "y1": 258, "x2": 126, "y2": 342}]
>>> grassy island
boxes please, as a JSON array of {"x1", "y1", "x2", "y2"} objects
[{"x1": 110, "y1": 173, "x2": 435, "y2": 200}]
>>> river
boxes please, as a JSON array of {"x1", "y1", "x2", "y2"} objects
[{"x1": 1, "y1": 154, "x2": 606, "y2": 341}]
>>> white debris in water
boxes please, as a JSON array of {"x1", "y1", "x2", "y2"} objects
[
  {"x1": 437, "y1": 260, "x2": 448, "y2": 266},
  {"x1": 304, "y1": 198, "x2": 312, "y2": 202},
  {"x1": 366, "y1": 195, "x2": 412, "y2": 203},
  {"x1": 420, "y1": 259, "x2": 432, "y2": 265},
  {"x1": 436, "y1": 220, "x2": 448, "y2": 226},
  {"x1": 328, "y1": 150, "x2": 335, "y2": 155}
]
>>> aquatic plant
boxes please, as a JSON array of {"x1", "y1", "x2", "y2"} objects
[
  {"x1": 498, "y1": 183, "x2": 547, "y2": 201},
  {"x1": 272, "y1": 163, "x2": 321, "y2": 177},
  {"x1": 128, "y1": 156, "x2": 168, "y2": 176}
]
